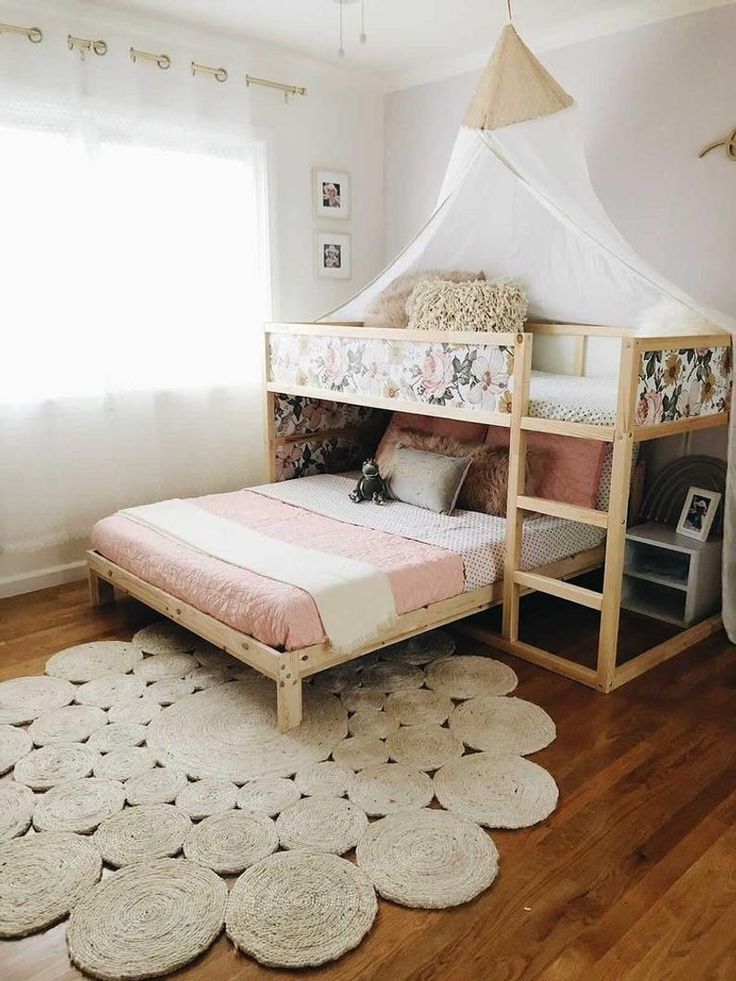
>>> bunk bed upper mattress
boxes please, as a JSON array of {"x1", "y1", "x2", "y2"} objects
[
  {"x1": 526, "y1": 371, "x2": 618, "y2": 425},
  {"x1": 91, "y1": 476, "x2": 604, "y2": 652}
]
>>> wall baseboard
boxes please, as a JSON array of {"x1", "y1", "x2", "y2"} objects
[{"x1": 0, "y1": 560, "x2": 88, "y2": 600}]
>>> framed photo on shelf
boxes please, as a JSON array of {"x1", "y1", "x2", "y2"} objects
[
  {"x1": 313, "y1": 168, "x2": 350, "y2": 219},
  {"x1": 315, "y1": 231, "x2": 351, "y2": 279},
  {"x1": 676, "y1": 486, "x2": 721, "y2": 542}
]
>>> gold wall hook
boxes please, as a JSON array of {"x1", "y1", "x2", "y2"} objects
[
  {"x1": 699, "y1": 128, "x2": 736, "y2": 161},
  {"x1": 192, "y1": 61, "x2": 228, "y2": 83},
  {"x1": 68, "y1": 35, "x2": 107, "y2": 59},
  {"x1": 0, "y1": 22, "x2": 43, "y2": 43},
  {"x1": 130, "y1": 47, "x2": 171, "y2": 70},
  {"x1": 245, "y1": 74, "x2": 307, "y2": 103}
]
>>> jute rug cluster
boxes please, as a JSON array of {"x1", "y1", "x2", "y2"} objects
[{"x1": 0, "y1": 623, "x2": 559, "y2": 977}]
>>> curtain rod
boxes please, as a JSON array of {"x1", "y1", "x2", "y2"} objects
[
  {"x1": 0, "y1": 21, "x2": 43, "y2": 43},
  {"x1": 246, "y1": 75, "x2": 307, "y2": 102}
]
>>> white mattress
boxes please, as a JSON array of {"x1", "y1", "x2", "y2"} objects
[
  {"x1": 524, "y1": 371, "x2": 618, "y2": 425},
  {"x1": 253, "y1": 474, "x2": 605, "y2": 592}
]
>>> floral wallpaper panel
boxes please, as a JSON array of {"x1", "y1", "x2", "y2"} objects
[{"x1": 636, "y1": 345, "x2": 732, "y2": 426}]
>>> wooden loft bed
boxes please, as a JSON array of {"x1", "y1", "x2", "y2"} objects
[{"x1": 88, "y1": 320, "x2": 732, "y2": 729}]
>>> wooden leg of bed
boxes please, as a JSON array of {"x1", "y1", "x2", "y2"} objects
[
  {"x1": 277, "y1": 654, "x2": 303, "y2": 731},
  {"x1": 88, "y1": 568, "x2": 115, "y2": 607}
]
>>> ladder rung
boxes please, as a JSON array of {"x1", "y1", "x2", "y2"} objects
[
  {"x1": 516, "y1": 495, "x2": 608, "y2": 528},
  {"x1": 513, "y1": 571, "x2": 603, "y2": 611},
  {"x1": 521, "y1": 417, "x2": 615, "y2": 442}
]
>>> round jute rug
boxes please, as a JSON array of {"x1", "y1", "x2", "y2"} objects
[
  {"x1": 45, "y1": 641, "x2": 143, "y2": 683},
  {"x1": 107, "y1": 699, "x2": 161, "y2": 726},
  {"x1": 145, "y1": 678, "x2": 196, "y2": 705},
  {"x1": 74, "y1": 674, "x2": 147, "y2": 710},
  {"x1": 133, "y1": 653, "x2": 198, "y2": 683},
  {"x1": 293, "y1": 761, "x2": 353, "y2": 799},
  {"x1": 67, "y1": 858, "x2": 226, "y2": 980},
  {"x1": 425, "y1": 655, "x2": 518, "y2": 700},
  {"x1": 124, "y1": 767, "x2": 188, "y2": 806},
  {"x1": 276, "y1": 796, "x2": 368, "y2": 855},
  {"x1": 132, "y1": 620, "x2": 200, "y2": 655},
  {"x1": 87, "y1": 722, "x2": 148, "y2": 755},
  {"x1": 383, "y1": 688, "x2": 454, "y2": 727},
  {"x1": 236, "y1": 776, "x2": 301, "y2": 817},
  {"x1": 385, "y1": 723, "x2": 464, "y2": 772},
  {"x1": 184, "y1": 809, "x2": 278, "y2": 874},
  {"x1": 93, "y1": 747, "x2": 158, "y2": 782},
  {"x1": 310, "y1": 662, "x2": 363, "y2": 696},
  {"x1": 0, "y1": 832, "x2": 101, "y2": 938},
  {"x1": 0, "y1": 676, "x2": 75, "y2": 726},
  {"x1": 0, "y1": 782, "x2": 35, "y2": 842},
  {"x1": 32, "y1": 778, "x2": 126, "y2": 834},
  {"x1": 348, "y1": 709, "x2": 399, "y2": 740},
  {"x1": 176, "y1": 779, "x2": 238, "y2": 820},
  {"x1": 93, "y1": 803, "x2": 192, "y2": 868},
  {"x1": 0, "y1": 723, "x2": 32, "y2": 775},
  {"x1": 347, "y1": 763, "x2": 434, "y2": 817},
  {"x1": 226, "y1": 851, "x2": 377, "y2": 968},
  {"x1": 433, "y1": 752, "x2": 559, "y2": 829},
  {"x1": 185, "y1": 665, "x2": 232, "y2": 690},
  {"x1": 29, "y1": 705, "x2": 108, "y2": 747},
  {"x1": 360, "y1": 661, "x2": 425, "y2": 694},
  {"x1": 378, "y1": 629, "x2": 456, "y2": 666},
  {"x1": 13, "y1": 743, "x2": 100, "y2": 791},
  {"x1": 356, "y1": 808, "x2": 499, "y2": 909},
  {"x1": 331, "y1": 735, "x2": 389, "y2": 772},
  {"x1": 449, "y1": 696, "x2": 556, "y2": 755},
  {"x1": 339, "y1": 686, "x2": 385, "y2": 714},
  {"x1": 146, "y1": 680, "x2": 346, "y2": 784}
]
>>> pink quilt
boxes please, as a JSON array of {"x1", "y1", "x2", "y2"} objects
[{"x1": 91, "y1": 489, "x2": 464, "y2": 651}]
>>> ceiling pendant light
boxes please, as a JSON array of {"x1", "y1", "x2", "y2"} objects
[
  {"x1": 333, "y1": 0, "x2": 366, "y2": 57},
  {"x1": 338, "y1": 0, "x2": 345, "y2": 57},
  {"x1": 360, "y1": 0, "x2": 367, "y2": 44}
]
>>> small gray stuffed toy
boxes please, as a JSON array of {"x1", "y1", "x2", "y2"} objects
[{"x1": 350, "y1": 459, "x2": 387, "y2": 506}]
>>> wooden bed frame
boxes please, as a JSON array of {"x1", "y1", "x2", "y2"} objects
[{"x1": 87, "y1": 320, "x2": 731, "y2": 729}]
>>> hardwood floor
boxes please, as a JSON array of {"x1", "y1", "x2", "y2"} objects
[{"x1": 1, "y1": 581, "x2": 735, "y2": 981}]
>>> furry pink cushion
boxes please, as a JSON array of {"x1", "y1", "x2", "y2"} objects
[
  {"x1": 484, "y1": 426, "x2": 606, "y2": 510},
  {"x1": 375, "y1": 413, "x2": 487, "y2": 477},
  {"x1": 363, "y1": 269, "x2": 486, "y2": 329}
]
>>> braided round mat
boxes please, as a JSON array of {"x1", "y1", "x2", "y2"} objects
[
  {"x1": 348, "y1": 763, "x2": 434, "y2": 817},
  {"x1": 133, "y1": 653, "x2": 198, "y2": 683},
  {"x1": 425, "y1": 655, "x2": 518, "y2": 700},
  {"x1": 93, "y1": 803, "x2": 192, "y2": 868},
  {"x1": 45, "y1": 641, "x2": 143, "y2": 683},
  {"x1": 378, "y1": 629, "x2": 456, "y2": 666},
  {"x1": 75, "y1": 674, "x2": 147, "y2": 710},
  {"x1": 146, "y1": 678, "x2": 196, "y2": 705},
  {"x1": 385, "y1": 723, "x2": 464, "y2": 772},
  {"x1": 236, "y1": 776, "x2": 301, "y2": 817},
  {"x1": 433, "y1": 752, "x2": 559, "y2": 828},
  {"x1": 132, "y1": 620, "x2": 199, "y2": 655},
  {"x1": 67, "y1": 858, "x2": 226, "y2": 979},
  {"x1": 185, "y1": 665, "x2": 231, "y2": 690},
  {"x1": 0, "y1": 832, "x2": 101, "y2": 938},
  {"x1": 192, "y1": 642, "x2": 229, "y2": 670},
  {"x1": 0, "y1": 676, "x2": 75, "y2": 725},
  {"x1": 33, "y1": 778, "x2": 126, "y2": 834},
  {"x1": 348, "y1": 709, "x2": 398, "y2": 740},
  {"x1": 383, "y1": 688, "x2": 454, "y2": 727},
  {"x1": 29, "y1": 705, "x2": 108, "y2": 747},
  {"x1": 176, "y1": 779, "x2": 238, "y2": 820},
  {"x1": 294, "y1": 761, "x2": 353, "y2": 799},
  {"x1": 107, "y1": 699, "x2": 161, "y2": 726},
  {"x1": 360, "y1": 661, "x2": 425, "y2": 694},
  {"x1": 340, "y1": 686, "x2": 385, "y2": 713},
  {"x1": 0, "y1": 723, "x2": 32, "y2": 774},
  {"x1": 87, "y1": 722, "x2": 148, "y2": 754},
  {"x1": 93, "y1": 747, "x2": 158, "y2": 782},
  {"x1": 184, "y1": 809, "x2": 278, "y2": 874},
  {"x1": 449, "y1": 696, "x2": 556, "y2": 755},
  {"x1": 0, "y1": 783, "x2": 35, "y2": 842},
  {"x1": 332, "y1": 735, "x2": 389, "y2": 772},
  {"x1": 146, "y1": 680, "x2": 346, "y2": 783},
  {"x1": 276, "y1": 796, "x2": 368, "y2": 855},
  {"x1": 125, "y1": 767, "x2": 188, "y2": 806},
  {"x1": 356, "y1": 807, "x2": 498, "y2": 908},
  {"x1": 310, "y1": 662, "x2": 362, "y2": 696},
  {"x1": 14, "y1": 743, "x2": 100, "y2": 791},
  {"x1": 226, "y1": 851, "x2": 377, "y2": 968}
]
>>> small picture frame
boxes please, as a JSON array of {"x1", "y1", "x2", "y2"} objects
[
  {"x1": 315, "y1": 231, "x2": 351, "y2": 279},
  {"x1": 313, "y1": 168, "x2": 350, "y2": 220},
  {"x1": 676, "y1": 486, "x2": 722, "y2": 542}
]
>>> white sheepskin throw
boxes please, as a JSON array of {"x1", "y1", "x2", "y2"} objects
[
  {"x1": 407, "y1": 279, "x2": 528, "y2": 333},
  {"x1": 637, "y1": 300, "x2": 721, "y2": 336},
  {"x1": 363, "y1": 269, "x2": 486, "y2": 329}
]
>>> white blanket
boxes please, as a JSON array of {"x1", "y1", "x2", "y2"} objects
[{"x1": 120, "y1": 499, "x2": 396, "y2": 654}]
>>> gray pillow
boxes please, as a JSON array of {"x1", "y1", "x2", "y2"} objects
[{"x1": 388, "y1": 445, "x2": 472, "y2": 515}]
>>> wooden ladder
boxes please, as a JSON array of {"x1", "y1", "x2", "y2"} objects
[{"x1": 500, "y1": 333, "x2": 639, "y2": 692}]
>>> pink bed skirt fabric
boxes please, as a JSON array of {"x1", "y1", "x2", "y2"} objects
[{"x1": 91, "y1": 489, "x2": 464, "y2": 651}]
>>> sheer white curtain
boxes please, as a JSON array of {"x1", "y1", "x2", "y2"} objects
[{"x1": 0, "y1": 7, "x2": 270, "y2": 566}]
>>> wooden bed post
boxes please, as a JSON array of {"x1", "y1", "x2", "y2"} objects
[
  {"x1": 502, "y1": 332, "x2": 533, "y2": 641},
  {"x1": 277, "y1": 652, "x2": 303, "y2": 731},
  {"x1": 596, "y1": 337, "x2": 639, "y2": 691},
  {"x1": 88, "y1": 567, "x2": 115, "y2": 607}
]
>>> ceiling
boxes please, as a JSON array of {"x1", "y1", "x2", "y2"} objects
[{"x1": 91, "y1": 0, "x2": 733, "y2": 88}]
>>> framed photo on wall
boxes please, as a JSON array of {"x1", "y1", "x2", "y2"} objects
[
  {"x1": 676, "y1": 486, "x2": 722, "y2": 542},
  {"x1": 315, "y1": 232, "x2": 351, "y2": 279},
  {"x1": 313, "y1": 168, "x2": 350, "y2": 219}
]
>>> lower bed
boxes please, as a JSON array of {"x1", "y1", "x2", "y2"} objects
[{"x1": 91, "y1": 474, "x2": 605, "y2": 652}]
